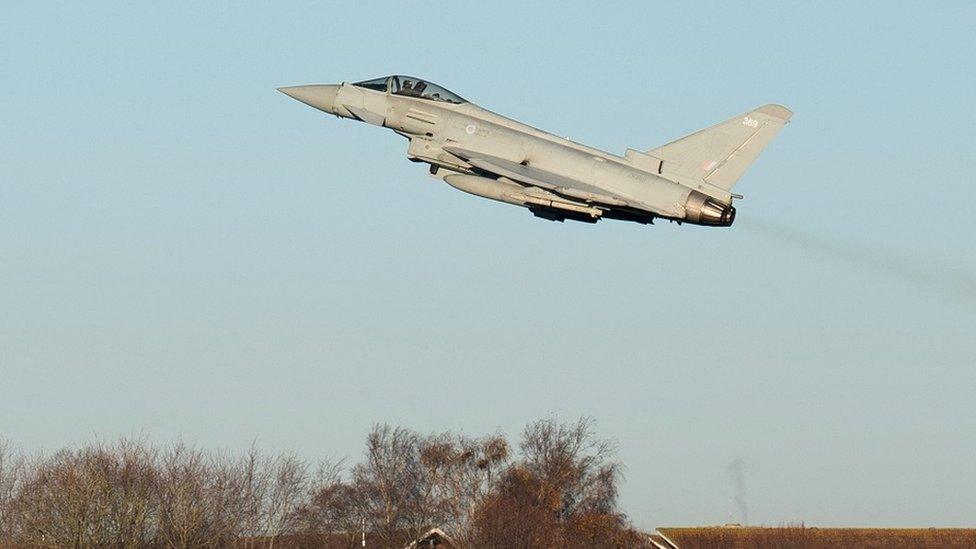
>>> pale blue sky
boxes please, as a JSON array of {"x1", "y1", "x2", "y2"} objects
[{"x1": 2, "y1": 1, "x2": 975, "y2": 528}]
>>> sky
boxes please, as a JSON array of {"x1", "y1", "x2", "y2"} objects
[{"x1": 2, "y1": 1, "x2": 975, "y2": 529}]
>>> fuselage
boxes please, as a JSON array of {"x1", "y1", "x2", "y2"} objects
[
  {"x1": 339, "y1": 82, "x2": 691, "y2": 219},
  {"x1": 278, "y1": 77, "x2": 746, "y2": 226}
]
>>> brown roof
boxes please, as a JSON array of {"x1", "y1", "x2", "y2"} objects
[{"x1": 656, "y1": 527, "x2": 976, "y2": 549}]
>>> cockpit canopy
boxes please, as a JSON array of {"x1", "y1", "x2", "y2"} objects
[{"x1": 352, "y1": 75, "x2": 466, "y2": 104}]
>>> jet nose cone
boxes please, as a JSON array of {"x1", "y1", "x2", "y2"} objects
[{"x1": 277, "y1": 84, "x2": 340, "y2": 114}]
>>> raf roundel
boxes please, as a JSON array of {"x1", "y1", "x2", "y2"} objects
[{"x1": 465, "y1": 124, "x2": 477, "y2": 135}]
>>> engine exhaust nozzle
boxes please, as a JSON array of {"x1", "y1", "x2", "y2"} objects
[{"x1": 684, "y1": 190, "x2": 736, "y2": 226}]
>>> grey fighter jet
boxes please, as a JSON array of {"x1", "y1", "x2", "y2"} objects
[{"x1": 278, "y1": 76, "x2": 791, "y2": 227}]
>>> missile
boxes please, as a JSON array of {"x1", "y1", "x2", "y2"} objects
[{"x1": 443, "y1": 174, "x2": 603, "y2": 218}]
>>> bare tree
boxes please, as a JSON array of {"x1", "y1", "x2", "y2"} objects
[
  {"x1": 206, "y1": 450, "x2": 253, "y2": 547},
  {"x1": 469, "y1": 418, "x2": 632, "y2": 548},
  {"x1": 296, "y1": 460, "x2": 361, "y2": 547},
  {"x1": 2, "y1": 439, "x2": 329, "y2": 548},
  {"x1": 469, "y1": 464, "x2": 555, "y2": 548},
  {"x1": 262, "y1": 453, "x2": 310, "y2": 548},
  {"x1": 0, "y1": 440, "x2": 25, "y2": 541},
  {"x1": 520, "y1": 417, "x2": 620, "y2": 519},
  {"x1": 156, "y1": 443, "x2": 246, "y2": 549},
  {"x1": 12, "y1": 443, "x2": 133, "y2": 548},
  {"x1": 102, "y1": 439, "x2": 160, "y2": 548},
  {"x1": 237, "y1": 444, "x2": 270, "y2": 548},
  {"x1": 352, "y1": 424, "x2": 424, "y2": 544},
  {"x1": 421, "y1": 433, "x2": 509, "y2": 543},
  {"x1": 0, "y1": 418, "x2": 638, "y2": 548}
]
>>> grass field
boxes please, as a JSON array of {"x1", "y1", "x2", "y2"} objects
[{"x1": 656, "y1": 526, "x2": 976, "y2": 548}]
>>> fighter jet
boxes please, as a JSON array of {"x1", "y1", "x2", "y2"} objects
[{"x1": 278, "y1": 76, "x2": 791, "y2": 227}]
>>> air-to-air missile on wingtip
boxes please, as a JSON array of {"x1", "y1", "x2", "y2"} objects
[{"x1": 278, "y1": 76, "x2": 791, "y2": 227}]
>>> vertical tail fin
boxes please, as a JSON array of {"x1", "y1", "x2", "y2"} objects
[{"x1": 646, "y1": 104, "x2": 792, "y2": 192}]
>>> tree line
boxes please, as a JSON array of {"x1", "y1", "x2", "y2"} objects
[{"x1": 0, "y1": 418, "x2": 647, "y2": 548}]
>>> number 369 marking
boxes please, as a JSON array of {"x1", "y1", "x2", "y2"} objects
[{"x1": 742, "y1": 117, "x2": 759, "y2": 128}]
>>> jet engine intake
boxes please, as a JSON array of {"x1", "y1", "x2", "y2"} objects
[{"x1": 683, "y1": 190, "x2": 736, "y2": 226}]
